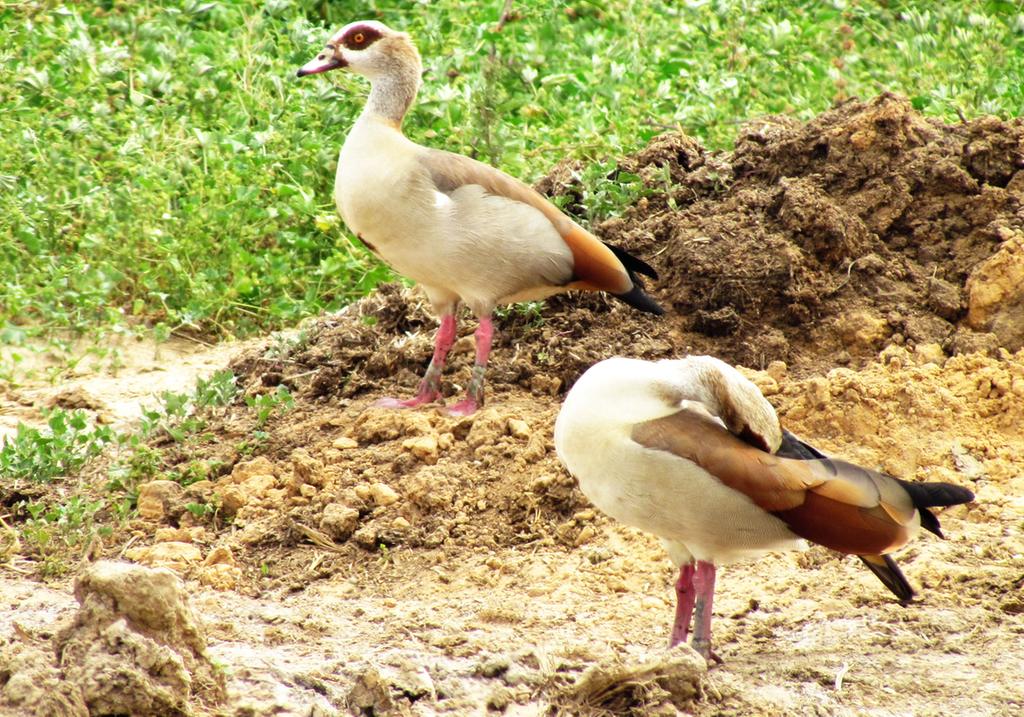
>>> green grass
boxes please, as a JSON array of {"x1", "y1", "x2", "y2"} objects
[{"x1": 0, "y1": 0, "x2": 1021, "y2": 341}]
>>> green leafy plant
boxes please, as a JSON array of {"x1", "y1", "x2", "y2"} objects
[
  {"x1": 136, "y1": 369, "x2": 238, "y2": 442},
  {"x1": 245, "y1": 385, "x2": 295, "y2": 427},
  {"x1": 20, "y1": 495, "x2": 109, "y2": 576},
  {"x1": 0, "y1": 410, "x2": 114, "y2": 482}
]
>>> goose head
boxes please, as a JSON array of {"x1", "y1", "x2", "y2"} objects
[{"x1": 296, "y1": 20, "x2": 422, "y2": 83}]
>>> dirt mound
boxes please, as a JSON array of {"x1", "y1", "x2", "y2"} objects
[
  {"x1": 0, "y1": 561, "x2": 225, "y2": 716},
  {"x1": 593, "y1": 93, "x2": 1024, "y2": 369}
]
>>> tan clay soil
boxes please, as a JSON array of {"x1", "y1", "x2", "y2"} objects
[{"x1": 2, "y1": 95, "x2": 1024, "y2": 716}]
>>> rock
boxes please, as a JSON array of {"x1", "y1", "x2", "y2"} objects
[
  {"x1": 563, "y1": 644, "x2": 706, "y2": 713},
  {"x1": 926, "y1": 276, "x2": 963, "y2": 321},
  {"x1": 903, "y1": 314, "x2": 953, "y2": 345},
  {"x1": 184, "y1": 480, "x2": 215, "y2": 501},
  {"x1": 466, "y1": 408, "x2": 508, "y2": 449},
  {"x1": 347, "y1": 668, "x2": 396, "y2": 716},
  {"x1": 521, "y1": 433, "x2": 548, "y2": 463},
  {"x1": 477, "y1": 656, "x2": 510, "y2": 678},
  {"x1": 216, "y1": 463, "x2": 277, "y2": 515},
  {"x1": 243, "y1": 473, "x2": 276, "y2": 495},
  {"x1": 402, "y1": 434, "x2": 439, "y2": 464},
  {"x1": 217, "y1": 484, "x2": 248, "y2": 516},
  {"x1": 766, "y1": 360, "x2": 788, "y2": 382},
  {"x1": 0, "y1": 643, "x2": 88, "y2": 716},
  {"x1": 320, "y1": 504, "x2": 360, "y2": 541},
  {"x1": 805, "y1": 376, "x2": 831, "y2": 408},
  {"x1": 203, "y1": 546, "x2": 235, "y2": 566},
  {"x1": 197, "y1": 562, "x2": 241, "y2": 590},
  {"x1": 332, "y1": 436, "x2": 358, "y2": 450},
  {"x1": 951, "y1": 443, "x2": 986, "y2": 480},
  {"x1": 913, "y1": 342, "x2": 946, "y2": 366},
  {"x1": 487, "y1": 685, "x2": 513, "y2": 711},
  {"x1": 53, "y1": 561, "x2": 226, "y2": 715},
  {"x1": 507, "y1": 418, "x2": 531, "y2": 439},
  {"x1": 966, "y1": 231, "x2": 1024, "y2": 351},
  {"x1": 945, "y1": 327, "x2": 1000, "y2": 356},
  {"x1": 154, "y1": 527, "x2": 205, "y2": 543},
  {"x1": 741, "y1": 368, "x2": 779, "y2": 396},
  {"x1": 529, "y1": 374, "x2": 561, "y2": 395},
  {"x1": 136, "y1": 480, "x2": 184, "y2": 522},
  {"x1": 229, "y1": 456, "x2": 277, "y2": 483},
  {"x1": 369, "y1": 482, "x2": 400, "y2": 507},
  {"x1": 126, "y1": 541, "x2": 203, "y2": 570},
  {"x1": 574, "y1": 524, "x2": 598, "y2": 546},
  {"x1": 289, "y1": 447, "x2": 325, "y2": 488},
  {"x1": 390, "y1": 659, "x2": 435, "y2": 702},
  {"x1": 1012, "y1": 378, "x2": 1024, "y2": 398},
  {"x1": 352, "y1": 526, "x2": 379, "y2": 550},
  {"x1": 197, "y1": 544, "x2": 241, "y2": 588},
  {"x1": 351, "y1": 409, "x2": 433, "y2": 444},
  {"x1": 836, "y1": 310, "x2": 890, "y2": 352}
]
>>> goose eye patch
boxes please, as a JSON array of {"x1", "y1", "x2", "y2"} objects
[{"x1": 343, "y1": 25, "x2": 381, "y2": 50}]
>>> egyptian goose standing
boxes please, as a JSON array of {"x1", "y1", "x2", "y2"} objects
[
  {"x1": 297, "y1": 22, "x2": 663, "y2": 414},
  {"x1": 554, "y1": 356, "x2": 974, "y2": 660}
]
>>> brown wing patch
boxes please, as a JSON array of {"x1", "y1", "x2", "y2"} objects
[
  {"x1": 632, "y1": 410, "x2": 920, "y2": 556},
  {"x1": 774, "y1": 492, "x2": 911, "y2": 555},
  {"x1": 419, "y1": 150, "x2": 633, "y2": 293},
  {"x1": 631, "y1": 410, "x2": 807, "y2": 512}
]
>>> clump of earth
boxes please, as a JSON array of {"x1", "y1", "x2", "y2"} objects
[
  {"x1": 2, "y1": 94, "x2": 1023, "y2": 716},
  {"x1": 1, "y1": 561, "x2": 225, "y2": 716}
]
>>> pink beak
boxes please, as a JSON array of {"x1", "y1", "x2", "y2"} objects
[{"x1": 296, "y1": 52, "x2": 346, "y2": 77}]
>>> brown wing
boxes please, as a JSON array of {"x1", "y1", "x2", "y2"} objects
[
  {"x1": 631, "y1": 410, "x2": 918, "y2": 555},
  {"x1": 419, "y1": 149, "x2": 632, "y2": 294}
]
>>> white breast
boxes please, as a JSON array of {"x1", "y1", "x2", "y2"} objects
[
  {"x1": 335, "y1": 119, "x2": 425, "y2": 246},
  {"x1": 334, "y1": 118, "x2": 573, "y2": 313}
]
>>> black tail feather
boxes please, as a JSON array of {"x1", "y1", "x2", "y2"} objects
[
  {"x1": 895, "y1": 478, "x2": 975, "y2": 538},
  {"x1": 776, "y1": 430, "x2": 828, "y2": 460},
  {"x1": 613, "y1": 282, "x2": 664, "y2": 315},
  {"x1": 774, "y1": 432, "x2": 974, "y2": 540},
  {"x1": 605, "y1": 242, "x2": 659, "y2": 280},
  {"x1": 859, "y1": 554, "x2": 915, "y2": 605},
  {"x1": 773, "y1": 432, "x2": 972, "y2": 602},
  {"x1": 602, "y1": 242, "x2": 664, "y2": 315}
]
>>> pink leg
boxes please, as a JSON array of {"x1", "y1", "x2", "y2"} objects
[
  {"x1": 691, "y1": 560, "x2": 721, "y2": 662},
  {"x1": 375, "y1": 314, "x2": 456, "y2": 409},
  {"x1": 670, "y1": 563, "x2": 696, "y2": 647},
  {"x1": 448, "y1": 316, "x2": 493, "y2": 416}
]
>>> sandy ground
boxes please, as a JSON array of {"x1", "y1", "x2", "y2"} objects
[{"x1": 0, "y1": 335, "x2": 252, "y2": 440}]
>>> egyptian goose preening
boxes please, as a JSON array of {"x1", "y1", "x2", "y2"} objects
[
  {"x1": 296, "y1": 21, "x2": 663, "y2": 415},
  {"x1": 554, "y1": 356, "x2": 974, "y2": 660}
]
